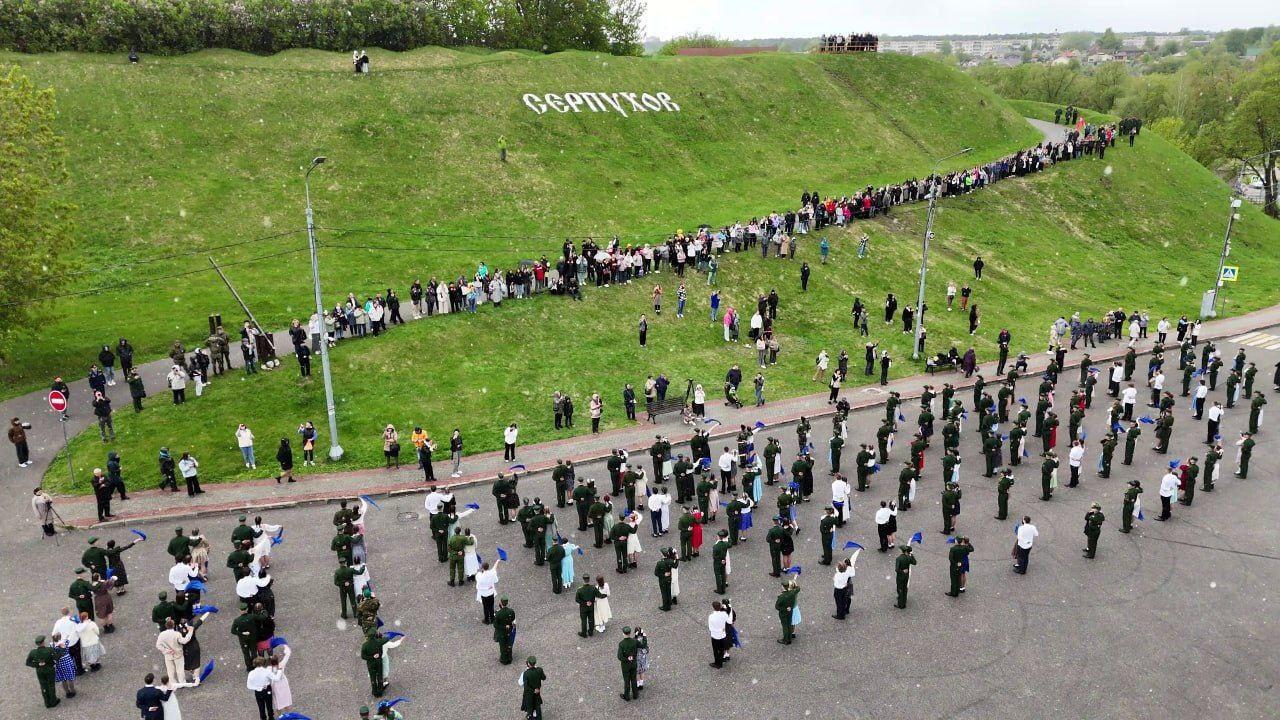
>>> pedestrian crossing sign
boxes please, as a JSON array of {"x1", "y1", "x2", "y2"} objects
[{"x1": 1220, "y1": 266, "x2": 1239, "y2": 282}]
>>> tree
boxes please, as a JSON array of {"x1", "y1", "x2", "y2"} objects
[
  {"x1": 1161, "y1": 39, "x2": 1182, "y2": 56},
  {"x1": 938, "y1": 39, "x2": 952, "y2": 56},
  {"x1": 657, "y1": 33, "x2": 733, "y2": 55},
  {"x1": 0, "y1": 66, "x2": 74, "y2": 359},
  {"x1": 1222, "y1": 29, "x2": 1250, "y2": 55},
  {"x1": 1220, "y1": 53, "x2": 1280, "y2": 217},
  {"x1": 1097, "y1": 28, "x2": 1123, "y2": 54}
]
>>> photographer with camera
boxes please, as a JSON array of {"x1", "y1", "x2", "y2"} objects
[
  {"x1": 10, "y1": 417, "x2": 32, "y2": 467},
  {"x1": 32, "y1": 488, "x2": 56, "y2": 536}
]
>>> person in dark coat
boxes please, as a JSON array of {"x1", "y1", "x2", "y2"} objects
[
  {"x1": 135, "y1": 673, "x2": 171, "y2": 720},
  {"x1": 961, "y1": 347, "x2": 977, "y2": 378},
  {"x1": 275, "y1": 439, "x2": 294, "y2": 483}
]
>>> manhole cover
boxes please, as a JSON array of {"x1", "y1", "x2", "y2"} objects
[{"x1": 396, "y1": 511, "x2": 420, "y2": 523}]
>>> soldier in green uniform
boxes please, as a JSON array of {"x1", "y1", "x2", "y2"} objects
[
  {"x1": 981, "y1": 434, "x2": 999, "y2": 477},
  {"x1": 1225, "y1": 370, "x2": 1240, "y2": 408},
  {"x1": 829, "y1": 432, "x2": 844, "y2": 475},
  {"x1": 1180, "y1": 457, "x2": 1199, "y2": 505},
  {"x1": 1248, "y1": 392, "x2": 1267, "y2": 434},
  {"x1": 1181, "y1": 362, "x2": 1195, "y2": 397},
  {"x1": 712, "y1": 530, "x2": 731, "y2": 594},
  {"x1": 574, "y1": 576, "x2": 599, "y2": 637},
  {"x1": 1040, "y1": 451, "x2": 1058, "y2": 500},
  {"x1": 1099, "y1": 432, "x2": 1117, "y2": 478},
  {"x1": 819, "y1": 508, "x2": 838, "y2": 565},
  {"x1": 655, "y1": 549, "x2": 678, "y2": 610},
  {"x1": 674, "y1": 454, "x2": 695, "y2": 502},
  {"x1": 876, "y1": 419, "x2": 894, "y2": 466},
  {"x1": 1123, "y1": 422, "x2": 1141, "y2": 465},
  {"x1": 763, "y1": 439, "x2": 780, "y2": 485},
  {"x1": 1204, "y1": 443, "x2": 1221, "y2": 491},
  {"x1": 1154, "y1": 413, "x2": 1173, "y2": 453},
  {"x1": 226, "y1": 539, "x2": 252, "y2": 580},
  {"x1": 493, "y1": 472, "x2": 517, "y2": 524},
  {"x1": 356, "y1": 587, "x2": 380, "y2": 633},
  {"x1": 607, "y1": 450, "x2": 624, "y2": 495},
  {"x1": 775, "y1": 580, "x2": 801, "y2": 644},
  {"x1": 1083, "y1": 371, "x2": 1097, "y2": 408},
  {"x1": 894, "y1": 546, "x2": 916, "y2": 609},
  {"x1": 972, "y1": 374, "x2": 986, "y2": 413},
  {"x1": 361, "y1": 629, "x2": 390, "y2": 697},
  {"x1": 493, "y1": 597, "x2": 516, "y2": 664},
  {"x1": 1236, "y1": 432, "x2": 1255, "y2": 478},
  {"x1": 1120, "y1": 480, "x2": 1142, "y2": 533},
  {"x1": 529, "y1": 508, "x2": 551, "y2": 565},
  {"x1": 588, "y1": 497, "x2": 609, "y2": 548},
  {"x1": 231, "y1": 515, "x2": 254, "y2": 549},
  {"x1": 81, "y1": 537, "x2": 108, "y2": 579},
  {"x1": 611, "y1": 519, "x2": 633, "y2": 573},
  {"x1": 1124, "y1": 344, "x2": 1137, "y2": 380},
  {"x1": 334, "y1": 557, "x2": 359, "y2": 618},
  {"x1": 1208, "y1": 354, "x2": 1223, "y2": 390},
  {"x1": 333, "y1": 500, "x2": 357, "y2": 529},
  {"x1": 696, "y1": 475, "x2": 715, "y2": 517},
  {"x1": 622, "y1": 468, "x2": 639, "y2": 513},
  {"x1": 519, "y1": 656, "x2": 545, "y2": 719},
  {"x1": 941, "y1": 482, "x2": 961, "y2": 535},
  {"x1": 516, "y1": 499, "x2": 536, "y2": 548},
  {"x1": 766, "y1": 517, "x2": 789, "y2": 576},
  {"x1": 550, "y1": 460, "x2": 571, "y2": 508},
  {"x1": 572, "y1": 480, "x2": 596, "y2": 531},
  {"x1": 26, "y1": 636, "x2": 59, "y2": 707},
  {"x1": 166, "y1": 526, "x2": 191, "y2": 560},
  {"x1": 69, "y1": 569, "x2": 95, "y2": 621},
  {"x1": 1083, "y1": 503, "x2": 1105, "y2": 557},
  {"x1": 447, "y1": 527, "x2": 469, "y2": 586},
  {"x1": 1068, "y1": 406, "x2": 1084, "y2": 444},
  {"x1": 1009, "y1": 423, "x2": 1026, "y2": 466},
  {"x1": 332, "y1": 524, "x2": 357, "y2": 565},
  {"x1": 230, "y1": 602, "x2": 260, "y2": 670},
  {"x1": 548, "y1": 537, "x2": 567, "y2": 594},
  {"x1": 678, "y1": 507, "x2": 697, "y2": 560},
  {"x1": 1034, "y1": 395, "x2": 1049, "y2": 438},
  {"x1": 651, "y1": 435, "x2": 671, "y2": 482},
  {"x1": 617, "y1": 627, "x2": 640, "y2": 700},
  {"x1": 1042, "y1": 412, "x2": 1059, "y2": 454},
  {"x1": 945, "y1": 536, "x2": 973, "y2": 596},
  {"x1": 996, "y1": 469, "x2": 1014, "y2": 520},
  {"x1": 885, "y1": 392, "x2": 900, "y2": 425},
  {"x1": 726, "y1": 495, "x2": 745, "y2": 546},
  {"x1": 151, "y1": 591, "x2": 176, "y2": 629},
  {"x1": 1243, "y1": 362, "x2": 1257, "y2": 398}
]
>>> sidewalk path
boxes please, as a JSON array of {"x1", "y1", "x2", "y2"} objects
[{"x1": 14, "y1": 303, "x2": 1279, "y2": 527}]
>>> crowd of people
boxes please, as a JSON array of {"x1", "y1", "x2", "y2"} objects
[{"x1": 816, "y1": 33, "x2": 879, "y2": 52}]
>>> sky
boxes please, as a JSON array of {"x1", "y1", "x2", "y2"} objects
[{"x1": 641, "y1": 0, "x2": 1278, "y2": 40}]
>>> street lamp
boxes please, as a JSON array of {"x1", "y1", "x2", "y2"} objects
[
  {"x1": 1209, "y1": 149, "x2": 1280, "y2": 318},
  {"x1": 912, "y1": 147, "x2": 973, "y2": 360},
  {"x1": 305, "y1": 156, "x2": 343, "y2": 460}
]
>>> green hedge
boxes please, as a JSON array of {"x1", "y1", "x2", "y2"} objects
[{"x1": 0, "y1": 0, "x2": 644, "y2": 56}]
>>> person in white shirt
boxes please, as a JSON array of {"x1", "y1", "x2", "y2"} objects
[
  {"x1": 235, "y1": 424, "x2": 256, "y2": 469},
  {"x1": 1109, "y1": 362, "x2": 1124, "y2": 396},
  {"x1": 1121, "y1": 384, "x2": 1138, "y2": 421},
  {"x1": 1067, "y1": 441, "x2": 1085, "y2": 487},
  {"x1": 1193, "y1": 380, "x2": 1209, "y2": 419},
  {"x1": 813, "y1": 350, "x2": 829, "y2": 382},
  {"x1": 1157, "y1": 317, "x2": 1171, "y2": 344},
  {"x1": 52, "y1": 607, "x2": 83, "y2": 674},
  {"x1": 1148, "y1": 371, "x2": 1165, "y2": 407},
  {"x1": 707, "y1": 602, "x2": 731, "y2": 668},
  {"x1": 503, "y1": 423, "x2": 519, "y2": 462},
  {"x1": 77, "y1": 614, "x2": 104, "y2": 671},
  {"x1": 246, "y1": 657, "x2": 275, "y2": 720},
  {"x1": 1013, "y1": 516, "x2": 1038, "y2": 574},
  {"x1": 646, "y1": 488, "x2": 671, "y2": 537},
  {"x1": 1206, "y1": 401, "x2": 1224, "y2": 444},
  {"x1": 474, "y1": 559, "x2": 501, "y2": 624},
  {"x1": 1158, "y1": 469, "x2": 1180, "y2": 520},
  {"x1": 830, "y1": 475, "x2": 851, "y2": 525},
  {"x1": 424, "y1": 488, "x2": 453, "y2": 516},
  {"x1": 235, "y1": 571, "x2": 272, "y2": 610},
  {"x1": 717, "y1": 448, "x2": 736, "y2": 492},
  {"x1": 251, "y1": 517, "x2": 282, "y2": 570},
  {"x1": 832, "y1": 551, "x2": 858, "y2": 619},
  {"x1": 168, "y1": 559, "x2": 200, "y2": 593},
  {"x1": 874, "y1": 500, "x2": 898, "y2": 551}
]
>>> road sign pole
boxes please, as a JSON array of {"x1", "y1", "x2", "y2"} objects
[{"x1": 59, "y1": 412, "x2": 74, "y2": 492}]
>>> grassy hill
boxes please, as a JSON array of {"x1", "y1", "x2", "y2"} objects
[
  {"x1": 0, "y1": 47, "x2": 1036, "y2": 395},
  {"x1": 6, "y1": 48, "x2": 1279, "y2": 492}
]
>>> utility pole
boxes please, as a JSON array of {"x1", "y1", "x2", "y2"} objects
[
  {"x1": 1209, "y1": 196, "x2": 1241, "y2": 318},
  {"x1": 913, "y1": 147, "x2": 973, "y2": 361},
  {"x1": 305, "y1": 157, "x2": 343, "y2": 460}
]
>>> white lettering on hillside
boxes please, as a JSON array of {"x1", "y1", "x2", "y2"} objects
[{"x1": 521, "y1": 92, "x2": 680, "y2": 117}]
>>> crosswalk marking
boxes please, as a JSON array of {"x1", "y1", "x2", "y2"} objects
[
  {"x1": 1232, "y1": 331, "x2": 1263, "y2": 343},
  {"x1": 1266, "y1": 341, "x2": 1280, "y2": 351},
  {"x1": 1228, "y1": 331, "x2": 1280, "y2": 348}
]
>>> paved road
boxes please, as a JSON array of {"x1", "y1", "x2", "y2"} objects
[
  {"x1": 1025, "y1": 117, "x2": 1069, "y2": 144},
  {"x1": 4, "y1": 330, "x2": 1278, "y2": 719}
]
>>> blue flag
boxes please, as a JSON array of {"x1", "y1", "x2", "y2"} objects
[
  {"x1": 1112, "y1": 423, "x2": 1123, "y2": 433},
  {"x1": 192, "y1": 604, "x2": 219, "y2": 615},
  {"x1": 1137, "y1": 509, "x2": 1146, "y2": 521},
  {"x1": 279, "y1": 714, "x2": 313, "y2": 720},
  {"x1": 719, "y1": 501, "x2": 729, "y2": 507},
  {"x1": 872, "y1": 463, "x2": 881, "y2": 473},
  {"x1": 704, "y1": 418, "x2": 721, "y2": 426},
  {"x1": 1018, "y1": 397, "x2": 1027, "y2": 404},
  {"x1": 271, "y1": 528, "x2": 285, "y2": 546},
  {"x1": 105, "y1": 567, "x2": 115, "y2": 579},
  {"x1": 784, "y1": 565, "x2": 802, "y2": 575},
  {"x1": 788, "y1": 481, "x2": 800, "y2": 491},
  {"x1": 1192, "y1": 368, "x2": 1205, "y2": 377},
  {"x1": 730, "y1": 626, "x2": 742, "y2": 648},
  {"x1": 576, "y1": 546, "x2": 584, "y2": 556},
  {"x1": 1169, "y1": 459, "x2": 1181, "y2": 468},
  {"x1": 908, "y1": 531, "x2": 923, "y2": 545},
  {"x1": 754, "y1": 421, "x2": 767, "y2": 429},
  {"x1": 898, "y1": 412, "x2": 905, "y2": 421},
  {"x1": 843, "y1": 541, "x2": 864, "y2": 550},
  {"x1": 184, "y1": 579, "x2": 206, "y2": 592},
  {"x1": 699, "y1": 457, "x2": 712, "y2": 469},
  {"x1": 1000, "y1": 434, "x2": 1009, "y2": 441},
  {"x1": 130, "y1": 529, "x2": 148, "y2": 541},
  {"x1": 1080, "y1": 430, "x2": 1087, "y2": 440},
  {"x1": 381, "y1": 698, "x2": 411, "y2": 709},
  {"x1": 1022, "y1": 447, "x2": 1030, "y2": 458},
  {"x1": 497, "y1": 547, "x2": 508, "y2": 562},
  {"x1": 359, "y1": 494, "x2": 381, "y2": 510},
  {"x1": 270, "y1": 636, "x2": 288, "y2": 649},
  {"x1": 465, "y1": 502, "x2": 481, "y2": 510},
  {"x1": 385, "y1": 631, "x2": 405, "y2": 640},
  {"x1": 376, "y1": 617, "x2": 384, "y2": 628},
  {"x1": 1014, "y1": 522, "x2": 1021, "y2": 535},
  {"x1": 509, "y1": 464, "x2": 526, "y2": 472},
  {"x1": 198, "y1": 659, "x2": 215, "y2": 683},
  {"x1": 946, "y1": 537, "x2": 957, "y2": 544},
  {"x1": 1139, "y1": 416, "x2": 1155, "y2": 424},
  {"x1": 828, "y1": 533, "x2": 836, "y2": 550}
]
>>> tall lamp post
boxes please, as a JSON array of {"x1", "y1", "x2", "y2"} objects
[
  {"x1": 1210, "y1": 150, "x2": 1279, "y2": 318},
  {"x1": 912, "y1": 147, "x2": 973, "y2": 360},
  {"x1": 305, "y1": 156, "x2": 343, "y2": 460}
]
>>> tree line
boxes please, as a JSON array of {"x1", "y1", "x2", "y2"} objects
[{"x1": 0, "y1": 0, "x2": 646, "y2": 56}]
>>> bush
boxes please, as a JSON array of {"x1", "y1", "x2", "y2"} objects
[{"x1": 0, "y1": 0, "x2": 644, "y2": 56}]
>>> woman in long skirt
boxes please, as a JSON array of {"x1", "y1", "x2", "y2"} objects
[
  {"x1": 600, "y1": 500, "x2": 617, "y2": 537},
  {"x1": 269, "y1": 643, "x2": 293, "y2": 713},
  {"x1": 380, "y1": 634, "x2": 405, "y2": 683},
  {"x1": 189, "y1": 531, "x2": 210, "y2": 577},
  {"x1": 160, "y1": 676, "x2": 198, "y2": 720},
  {"x1": 561, "y1": 542, "x2": 579, "y2": 591},
  {"x1": 78, "y1": 614, "x2": 104, "y2": 671},
  {"x1": 690, "y1": 510, "x2": 704, "y2": 556},
  {"x1": 626, "y1": 513, "x2": 643, "y2": 567},
  {"x1": 463, "y1": 531, "x2": 481, "y2": 581},
  {"x1": 593, "y1": 576, "x2": 612, "y2": 632},
  {"x1": 91, "y1": 575, "x2": 117, "y2": 631},
  {"x1": 635, "y1": 628, "x2": 650, "y2": 687},
  {"x1": 51, "y1": 633, "x2": 77, "y2": 698}
]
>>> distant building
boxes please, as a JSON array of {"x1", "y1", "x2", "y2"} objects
[{"x1": 675, "y1": 46, "x2": 777, "y2": 56}]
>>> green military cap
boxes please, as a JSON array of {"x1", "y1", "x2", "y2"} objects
[
  {"x1": 175, "y1": 526, "x2": 183, "y2": 533},
  {"x1": 622, "y1": 626, "x2": 632, "y2": 634},
  {"x1": 359, "y1": 707, "x2": 370, "y2": 716},
  {"x1": 238, "y1": 515, "x2": 247, "y2": 521},
  {"x1": 75, "y1": 568, "x2": 86, "y2": 574},
  {"x1": 34, "y1": 635, "x2": 45, "y2": 644},
  {"x1": 158, "y1": 591, "x2": 167, "y2": 599},
  {"x1": 526, "y1": 656, "x2": 538, "y2": 665},
  {"x1": 500, "y1": 596, "x2": 509, "y2": 603},
  {"x1": 87, "y1": 536, "x2": 99, "y2": 544},
  {"x1": 1091, "y1": 503, "x2": 1101, "y2": 509},
  {"x1": 901, "y1": 545, "x2": 913, "y2": 553},
  {"x1": 239, "y1": 602, "x2": 249, "y2": 610}
]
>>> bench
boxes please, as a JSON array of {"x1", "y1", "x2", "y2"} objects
[{"x1": 646, "y1": 396, "x2": 686, "y2": 422}]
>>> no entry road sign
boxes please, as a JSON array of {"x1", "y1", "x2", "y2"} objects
[{"x1": 47, "y1": 390, "x2": 67, "y2": 413}]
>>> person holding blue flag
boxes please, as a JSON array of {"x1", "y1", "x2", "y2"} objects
[{"x1": 775, "y1": 579, "x2": 801, "y2": 644}]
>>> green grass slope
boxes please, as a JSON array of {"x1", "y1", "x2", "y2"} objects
[
  {"x1": 0, "y1": 48, "x2": 1036, "y2": 394},
  {"x1": 45, "y1": 107, "x2": 1280, "y2": 493}
]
